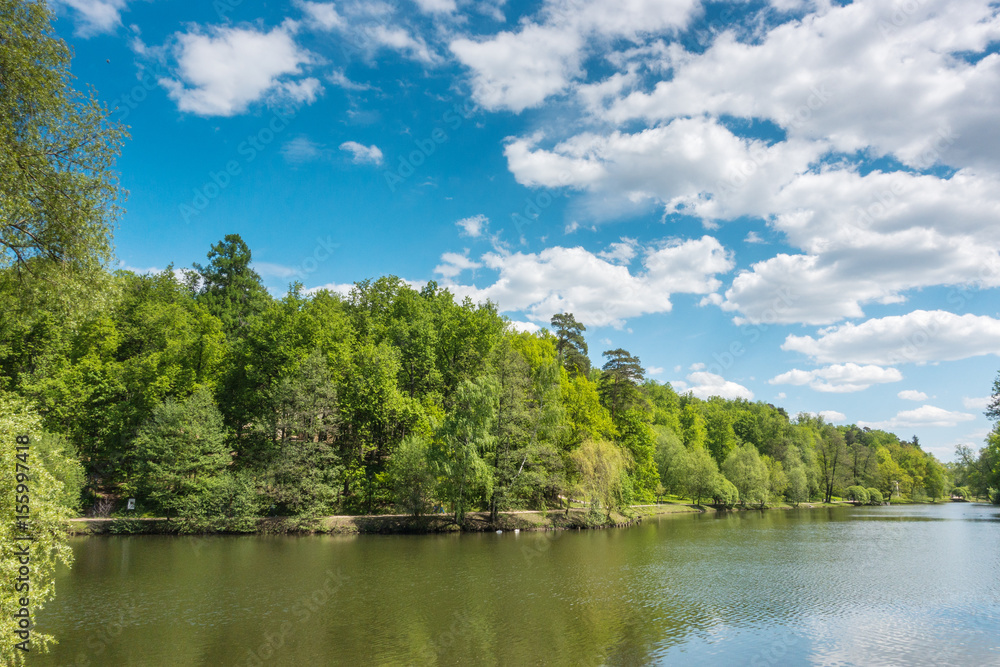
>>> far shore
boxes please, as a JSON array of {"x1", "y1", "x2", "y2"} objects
[{"x1": 65, "y1": 498, "x2": 955, "y2": 536}]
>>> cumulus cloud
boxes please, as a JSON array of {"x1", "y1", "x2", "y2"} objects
[
  {"x1": 301, "y1": 0, "x2": 439, "y2": 63},
  {"x1": 782, "y1": 310, "x2": 1000, "y2": 365},
  {"x1": 507, "y1": 320, "x2": 541, "y2": 334},
  {"x1": 898, "y1": 390, "x2": 928, "y2": 402},
  {"x1": 807, "y1": 410, "x2": 846, "y2": 423},
  {"x1": 451, "y1": 0, "x2": 698, "y2": 111},
  {"x1": 160, "y1": 25, "x2": 318, "y2": 116},
  {"x1": 53, "y1": 0, "x2": 128, "y2": 36},
  {"x1": 434, "y1": 252, "x2": 482, "y2": 278},
  {"x1": 440, "y1": 236, "x2": 733, "y2": 327},
  {"x1": 488, "y1": 0, "x2": 1000, "y2": 326},
  {"x1": 963, "y1": 396, "x2": 992, "y2": 410},
  {"x1": 339, "y1": 141, "x2": 384, "y2": 165},
  {"x1": 770, "y1": 363, "x2": 902, "y2": 393},
  {"x1": 858, "y1": 405, "x2": 977, "y2": 429},
  {"x1": 673, "y1": 371, "x2": 754, "y2": 401},
  {"x1": 456, "y1": 214, "x2": 489, "y2": 238}
]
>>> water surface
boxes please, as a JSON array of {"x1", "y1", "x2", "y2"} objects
[{"x1": 34, "y1": 503, "x2": 1000, "y2": 666}]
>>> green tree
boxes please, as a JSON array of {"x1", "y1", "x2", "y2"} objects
[
  {"x1": 0, "y1": 394, "x2": 74, "y2": 662},
  {"x1": 263, "y1": 350, "x2": 342, "y2": 516},
  {"x1": 134, "y1": 388, "x2": 232, "y2": 519},
  {"x1": 844, "y1": 485, "x2": 870, "y2": 505},
  {"x1": 653, "y1": 425, "x2": 688, "y2": 495},
  {"x1": 683, "y1": 445, "x2": 721, "y2": 506},
  {"x1": 599, "y1": 348, "x2": 644, "y2": 422},
  {"x1": 722, "y1": 443, "x2": 769, "y2": 507},
  {"x1": 550, "y1": 312, "x2": 590, "y2": 376},
  {"x1": 388, "y1": 436, "x2": 436, "y2": 517},
  {"x1": 0, "y1": 0, "x2": 125, "y2": 274},
  {"x1": 816, "y1": 424, "x2": 848, "y2": 503},
  {"x1": 193, "y1": 234, "x2": 271, "y2": 336},
  {"x1": 571, "y1": 440, "x2": 630, "y2": 520},
  {"x1": 436, "y1": 377, "x2": 497, "y2": 526}
]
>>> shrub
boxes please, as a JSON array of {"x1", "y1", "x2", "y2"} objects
[
  {"x1": 844, "y1": 485, "x2": 870, "y2": 505},
  {"x1": 867, "y1": 488, "x2": 884, "y2": 505}
]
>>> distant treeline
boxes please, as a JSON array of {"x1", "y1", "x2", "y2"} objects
[{"x1": 2, "y1": 235, "x2": 998, "y2": 526}]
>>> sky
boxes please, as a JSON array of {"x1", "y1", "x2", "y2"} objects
[{"x1": 46, "y1": 0, "x2": 1000, "y2": 461}]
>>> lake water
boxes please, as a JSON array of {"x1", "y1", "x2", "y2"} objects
[{"x1": 33, "y1": 503, "x2": 1000, "y2": 666}]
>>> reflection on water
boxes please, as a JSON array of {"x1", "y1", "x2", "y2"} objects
[{"x1": 34, "y1": 503, "x2": 1000, "y2": 666}]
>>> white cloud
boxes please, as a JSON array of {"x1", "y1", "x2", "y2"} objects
[
  {"x1": 898, "y1": 390, "x2": 929, "y2": 402},
  {"x1": 450, "y1": 0, "x2": 698, "y2": 112},
  {"x1": 673, "y1": 371, "x2": 754, "y2": 401},
  {"x1": 488, "y1": 0, "x2": 1000, "y2": 326},
  {"x1": 776, "y1": 392, "x2": 787, "y2": 400},
  {"x1": 434, "y1": 252, "x2": 482, "y2": 278},
  {"x1": 160, "y1": 25, "x2": 317, "y2": 116},
  {"x1": 646, "y1": 366, "x2": 664, "y2": 376},
  {"x1": 283, "y1": 136, "x2": 324, "y2": 162},
  {"x1": 303, "y1": 282, "x2": 355, "y2": 297},
  {"x1": 442, "y1": 235, "x2": 733, "y2": 327},
  {"x1": 339, "y1": 141, "x2": 384, "y2": 165},
  {"x1": 298, "y1": 0, "x2": 439, "y2": 63},
  {"x1": 594, "y1": 0, "x2": 1000, "y2": 171},
  {"x1": 963, "y1": 396, "x2": 992, "y2": 410},
  {"x1": 507, "y1": 320, "x2": 542, "y2": 333},
  {"x1": 456, "y1": 214, "x2": 489, "y2": 238},
  {"x1": 413, "y1": 0, "x2": 457, "y2": 13},
  {"x1": 815, "y1": 410, "x2": 846, "y2": 423},
  {"x1": 295, "y1": 1, "x2": 345, "y2": 30},
  {"x1": 859, "y1": 405, "x2": 977, "y2": 429},
  {"x1": 744, "y1": 231, "x2": 766, "y2": 244},
  {"x1": 54, "y1": 0, "x2": 128, "y2": 36},
  {"x1": 783, "y1": 310, "x2": 1000, "y2": 366},
  {"x1": 770, "y1": 363, "x2": 902, "y2": 393}
]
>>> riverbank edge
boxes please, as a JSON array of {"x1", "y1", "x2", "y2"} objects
[{"x1": 66, "y1": 499, "x2": 940, "y2": 536}]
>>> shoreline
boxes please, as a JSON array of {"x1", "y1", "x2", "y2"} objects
[{"x1": 64, "y1": 499, "x2": 925, "y2": 536}]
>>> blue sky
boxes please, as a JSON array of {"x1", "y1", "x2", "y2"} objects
[{"x1": 49, "y1": 0, "x2": 1000, "y2": 461}]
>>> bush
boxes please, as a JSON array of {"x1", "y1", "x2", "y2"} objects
[
  {"x1": 867, "y1": 488, "x2": 884, "y2": 505},
  {"x1": 712, "y1": 476, "x2": 739, "y2": 508},
  {"x1": 844, "y1": 485, "x2": 870, "y2": 505}
]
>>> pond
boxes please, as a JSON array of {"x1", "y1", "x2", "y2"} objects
[{"x1": 33, "y1": 503, "x2": 1000, "y2": 666}]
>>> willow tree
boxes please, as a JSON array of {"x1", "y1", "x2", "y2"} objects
[{"x1": 0, "y1": 0, "x2": 125, "y2": 276}]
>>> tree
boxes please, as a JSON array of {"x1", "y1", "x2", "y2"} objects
[
  {"x1": 571, "y1": 440, "x2": 630, "y2": 519},
  {"x1": 436, "y1": 377, "x2": 497, "y2": 527},
  {"x1": 134, "y1": 388, "x2": 232, "y2": 519},
  {"x1": 0, "y1": 394, "x2": 74, "y2": 661},
  {"x1": 599, "y1": 348, "x2": 644, "y2": 422},
  {"x1": 844, "y1": 485, "x2": 869, "y2": 505},
  {"x1": 684, "y1": 446, "x2": 721, "y2": 506},
  {"x1": 263, "y1": 350, "x2": 342, "y2": 516},
  {"x1": 192, "y1": 234, "x2": 271, "y2": 336},
  {"x1": 653, "y1": 425, "x2": 688, "y2": 495},
  {"x1": 816, "y1": 425, "x2": 848, "y2": 503},
  {"x1": 1, "y1": 0, "x2": 125, "y2": 274},
  {"x1": 722, "y1": 443, "x2": 769, "y2": 507},
  {"x1": 550, "y1": 312, "x2": 590, "y2": 376},
  {"x1": 388, "y1": 436, "x2": 436, "y2": 517}
]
